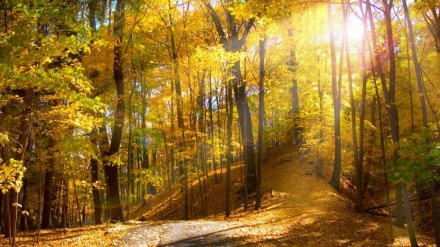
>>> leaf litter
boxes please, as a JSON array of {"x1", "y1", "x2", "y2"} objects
[{"x1": 1, "y1": 145, "x2": 435, "y2": 246}]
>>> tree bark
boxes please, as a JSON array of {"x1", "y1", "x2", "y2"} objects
[
  {"x1": 0, "y1": 192, "x2": 3, "y2": 234},
  {"x1": 60, "y1": 179, "x2": 69, "y2": 228},
  {"x1": 102, "y1": 0, "x2": 125, "y2": 222},
  {"x1": 4, "y1": 90, "x2": 32, "y2": 246},
  {"x1": 90, "y1": 152, "x2": 102, "y2": 224},
  {"x1": 287, "y1": 28, "x2": 301, "y2": 147},
  {"x1": 255, "y1": 38, "x2": 265, "y2": 210},
  {"x1": 41, "y1": 138, "x2": 56, "y2": 229},
  {"x1": 225, "y1": 64, "x2": 234, "y2": 218},
  {"x1": 366, "y1": 0, "x2": 404, "y2": 227},
  {"x1": 328, "y1": 0, "x2": 342, "y2": 191},
  {"x1": 402, "y1": 0, "x2": 439, "y2": 244},
  {"x1": 381, "y1": 0, "x2": 405, "y2": 228},
  {"x1": 20, "y1": 178, "x2": 28, "y2": 231},
  {"x1": 402, "y1": 184, "x2": 419, "y2": 246}
]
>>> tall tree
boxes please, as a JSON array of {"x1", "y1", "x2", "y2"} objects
[
  {"x1": 225, "y1": 64, "x2": 234, "y2": 218},
  {"x1": 343, "y1": 2, "x2": 362, "y2": 212},
  {"x1": 4, "y1": 91, "x2": 33, "y2": 245},
  {"x1": 417, "y1": 1, "x2": 440, "y2": 53},
  {"x1": 379, "y1": 0, "x2": 405, "y2": 228},
  {"x1": 87, "y1": 0, "x2": 104, "y2": 225},
  {"x1": 255, "y1": 37, "x2": 266, "y2": 210},
  {"x1": 328, "y1": 0, "x2": 342, "y2": 191},
  {"x1": 103, "y1": 0, "x2": 125, "y2": 222},
  {"x1": 41, "y1": 138, "x2": 56, "y2": 229},
  {"x1": 402, "y1": 0, "x2": 436, "y2": 244},
  {"x1": 288, "y1": 24, "x2": 301, "y2": 147},
  {"x1": 205, "y1": 0, "x2": 257, "y2": 192}
]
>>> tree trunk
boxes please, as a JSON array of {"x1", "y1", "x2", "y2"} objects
[
  {"x1": 341, "y1": 2, "x2": 362, "y2": 212},
  {"x1": 381, "y1": 0, "x2": 404, "y2": 228},
  {"x1": 402, "y1": 184, "x2": 419, "y2": 247},
  {"x1": 205, "y1": 1, "x2": 256, "y2": 192},
  {"x1": 372, "y1": 67, "x2": 395, "y2": 241},
  {"x1": 90, "y1": 154, "x2": 102, "y2": 224},
  {"x1": 5, "y1": 90, "x2": 32, "y2": 246},
  {"x1": 255, "y1": 38, "x2": 265, "y2": 210},
  {"x1": 20, "y1": 178, "x2": 28, "y2": 231},
  {"x1": 0, "y1": 193, "x2": 3, "y2": 234},
  {"x1": 431, "y1": 181, "x2": 440, "y2": 246},
  {"x1": 328, "y1": 0, "x2": 342, "y2": 191},
  {"x1": 232, "y1": 61, "x2": 257, "y2": 192},
  {"x1": 87, "y1": 0, "x2": 103, "y2": 225},
  {"x1": 402, "y1": 0, "x2": 439, "y2": 243},
  {"x1": 225, "y1": 64, "x2": 234, "y2": 218},
  {"x1": 61, "y1": 179, "x2": 69, "y2": 228},
  {"x1": 103, "y1": 0, "x2": 125, "y2": 223},
  {"x1": 422, "y1": 5, "x2": 440, "y2": 53},
  {"x1": 41, "y1": 138, "x2": 56, "y2": 229},
  {"x1": 126, "y1": 81, "x2": 137, "y2": 221},
  {"x1": 287, "y1": 29, "x2": 301, "y2": 148}
]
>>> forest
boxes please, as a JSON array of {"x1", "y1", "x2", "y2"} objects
[{"x1": 0, "y1": 0, "x2": 439, "y2": 246}]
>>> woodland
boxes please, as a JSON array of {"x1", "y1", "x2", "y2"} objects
[{"x1": 0, "y1": 0, "x2": 439, "y2": 246}]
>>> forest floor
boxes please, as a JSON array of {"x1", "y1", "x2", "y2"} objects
[{"x1": 1, "y1": 145, "x2": 436, "y2": 246}]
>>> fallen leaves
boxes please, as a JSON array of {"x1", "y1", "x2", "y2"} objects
[{"x1": 2, "y1": 145, "x2": 436, "y2": 246}]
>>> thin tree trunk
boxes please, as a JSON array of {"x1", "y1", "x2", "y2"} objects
[
  {"x1": 90, "y1": 129, "x2": 103, "y2": 225},
  {"x1": 402, "y1": 0, "x2": 439, "y2": 243},
  {"x1": 127, "y1": 81, "x2": 136, "y2": 221},
  {"x1": 225, "y1": 64, "x2": 234, "y2": 218},
  {"x1": 61, "y1": 179, "x2": 68, "y2": 228},
  {"x1": 255, "y1": 38, "x2": 265, "y2": 210},
  {"x1": 73, "y1": 171, "x2": 82, "y2": 226},
  {"x1": 287, "y1": 28, "x2": 301, "y2": 148},
  {"x1": 41, "y1": 138, "x2": 56, "y2": 229},
  {"x1": 365, "y1": 16, "x2": 398, "y2": 233},
  {"x1": 373, "y1": 70, "x2": 395, "y2": 242},
  {"x1": 402, "y1": 184, "x2": 419, "y2": 247},
  {"x1": 367, "y1": 0, "x2": 404, "y2": 227},
  {"x1": 431, "y1": 181, "x2": 440, "y2": 246},
  {"x1": 88, "y1": 0, "x2": 103, "y2": 226},
  {"x1": 328, "y1": 0, "x2": 342, "y2": 191},
  {"x1": 5, "y1": 90, "x2": 32, "y2": 245},
  {"x1": 0, "y1": 192, "x2": 3, "y2": 234},
  {"x1": 342, "y1": 2, "x2": 362, "y2": 212},
  {"x1": 20, "y1": 178, "x2": 28, "y2": 231},
  {"x1": 384, "y1": 0, "x2": 406, "y2": 224},
  {"x1": 37, "y1": 154, "x2": 42, "y2": 244}
]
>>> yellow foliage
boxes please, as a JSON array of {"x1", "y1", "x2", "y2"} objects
[{"x1": 0, "y1": 158, "x2": 26, "y2": 193}]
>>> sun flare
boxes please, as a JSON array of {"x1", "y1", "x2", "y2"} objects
[{"x1": 346, "y1": 18, "x2": 365, "y2": 43}]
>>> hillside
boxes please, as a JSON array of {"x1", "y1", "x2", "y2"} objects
[
  {"x1": 116, "y1": 145, "x2": 435, "y2": 246},
  {"x1": 2, "y1": 145, "x2": 435, "y2": 246}
]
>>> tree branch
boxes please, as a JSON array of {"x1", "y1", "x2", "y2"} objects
[{"x1": 204, "y1": 2, "x2": 227, "y2": 48}]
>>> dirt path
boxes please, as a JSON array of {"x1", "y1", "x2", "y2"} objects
[{"x1": 115, "y1": 145, "x2": 434, "y2": 247}]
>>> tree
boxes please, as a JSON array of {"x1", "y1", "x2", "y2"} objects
[
  {"x1": 102, "y1": 0, "x2": 125, "y2": 222},
  {"x1": 255, "y1": 36, "x2": 265, "y2": 210},
  {"x1": 328, "y1": 0, "x2": 342, "y2": 191},
  {"x1": 3, "y1": 91, "x2": 32, "y2": 245},
  {"x1": 204, "y1": 0, "x2": 257, "y2": 193},
  {"x1": 402, "y1": 0, "x2": 436, "y2": 244}
]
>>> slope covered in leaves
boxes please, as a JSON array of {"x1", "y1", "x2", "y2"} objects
[
  {"x1": 214, "y1": 145, "x2": 435, "y2": 246},
  {"x1": 1, "y1": 145, "x2": 435, "y2": 246},
  {"x1": 118, "y1": 145, "x2": 435, "y2": 246}
]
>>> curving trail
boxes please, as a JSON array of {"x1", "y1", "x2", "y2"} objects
[{"x1": 115, "y1": 145, "x2": 434, "y2": 247}]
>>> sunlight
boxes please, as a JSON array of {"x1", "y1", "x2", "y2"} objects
[{"x1": 346, "y1": 18, "x2": 365, "y2": 43}]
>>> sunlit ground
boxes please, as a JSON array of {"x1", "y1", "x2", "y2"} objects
[{"x1": 1, "y1": 145, "x2": 436, "y2": 246}]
